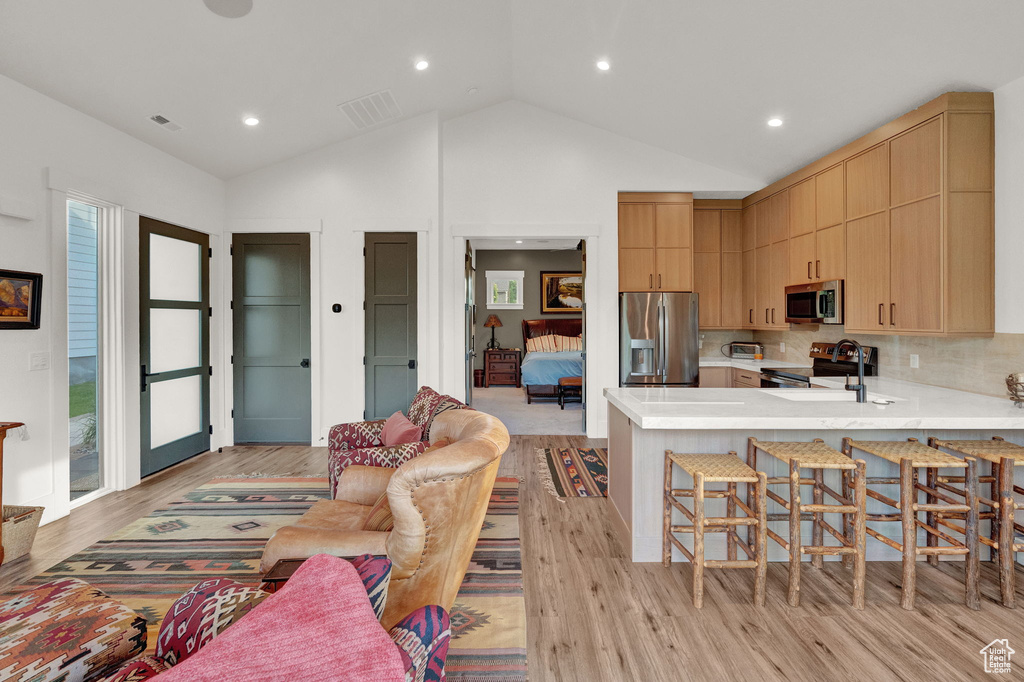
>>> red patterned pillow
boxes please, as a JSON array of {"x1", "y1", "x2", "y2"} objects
[{"x1": 102, "y1": 655, "x2": 171, "y2": 681}]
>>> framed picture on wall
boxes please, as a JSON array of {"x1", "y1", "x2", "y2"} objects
[
  {"x1": 0, "y1": 269, "x2": 43, "y2": 330},
  {"x1": 540, "y1": 271, "x2": 583, "y2": 313}
]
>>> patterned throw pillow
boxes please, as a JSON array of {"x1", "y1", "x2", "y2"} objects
[
  {"x1": 362, "y1": 491, "x2": 394, "y2": 532},
  {"x1": 526, "y1": 334, "x2": 558, "y2": 353},
  {"x1": 554, "y1": 334, "x2": 583, "y2": 352}
]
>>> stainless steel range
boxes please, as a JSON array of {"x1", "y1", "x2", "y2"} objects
[{"x1": 759, "y1": 342, "x2": 878, "y2": 389}]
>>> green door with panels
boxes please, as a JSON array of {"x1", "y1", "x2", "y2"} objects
[
  {"x1": 364, "y1": 232, "x2": 418, "y2": 420},
  {"x1": 231, "y1": 233, "x2": 312, "y2": 443}
]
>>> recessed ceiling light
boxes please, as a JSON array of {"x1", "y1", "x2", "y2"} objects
[
  {"x1": 415, "y1": 60, "x2": 429, "y2": 71},
  {"x1": 596, "y1": 60, "x2": 610, "y2": 71},
  {"x1": 515, "y1": 240, "x2": 523, "y2": 244},
  {"x1": 767, "y1": 118, "x2": 783, "y2": 127},
  {"x1": 243, "y1": 116, "x2": 259, "y2": 126}
]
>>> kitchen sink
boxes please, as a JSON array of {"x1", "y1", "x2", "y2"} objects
[{"x1": 760, "y1": 389, "x2": 903, "y2": 402}]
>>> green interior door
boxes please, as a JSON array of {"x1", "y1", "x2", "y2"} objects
[
  {"x1": 365, "y1": 232, "x2": 418, "y2": 420},
  {"x1": 232, "y1": 233, "x2": 311, "y2": 443},
  {"x1": 139, "y1": 217, "x2": 210, "y2": 476}
]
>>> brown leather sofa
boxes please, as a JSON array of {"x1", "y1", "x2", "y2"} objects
[{"x1": 259, "y1": 408, "x2": 510, "y2": 628}]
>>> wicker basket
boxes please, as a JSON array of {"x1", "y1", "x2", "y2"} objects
[
  {"x1": 2, "y1": 505, "x2": 44, "y2": 564},
  {"x1": 1007, "y1": 373, "x2": 1024, "y2": 408}
]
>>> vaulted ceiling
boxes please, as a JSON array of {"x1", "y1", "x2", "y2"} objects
[{"x1": 3, "y1": 0, "x2": 1024, "y2": 182}]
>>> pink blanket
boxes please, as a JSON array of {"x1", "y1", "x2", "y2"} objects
[{"x1": 156, "y1": 554, "x2": 405, "y2": 681}]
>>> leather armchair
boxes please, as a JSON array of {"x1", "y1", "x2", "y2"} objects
[{"x1": 261, "y1": 408, "x2": 510, "y2": 629}]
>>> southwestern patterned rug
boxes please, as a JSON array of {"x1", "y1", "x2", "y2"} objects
[
  {"x1": 536, "y1": 447, "x2": 608, "y2": 498},
  {"x1": 11, "y1": 477, "x2": 527, "y2": 681}
]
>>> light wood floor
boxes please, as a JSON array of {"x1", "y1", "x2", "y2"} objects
[{"x1": 2, "y1": 437, "x2": 1021, "y2": 680}]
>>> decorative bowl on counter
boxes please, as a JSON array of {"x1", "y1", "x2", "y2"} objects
[{"x1": 1007, "y1": 373, "x2": 1024, "y2": 407}]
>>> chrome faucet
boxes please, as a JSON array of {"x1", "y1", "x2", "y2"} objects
[{"x1": 832, "y1": 339, "x2": 867, "y2": 403}]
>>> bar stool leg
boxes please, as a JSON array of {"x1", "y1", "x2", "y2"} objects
[
  {"x1": 754, "y1": 471, "x2": 768, "y2": 607},
  {"x1": 788, "y1": 459, "x2": 802, "y2": 607},
  {"x1": 811, "y1": 468, "x2": 824, "y2": 569},
  {"x1": 925, "y1": 467, "x2": 939, "y2": 567},
  {"x1": 900, "y1": 458, "x2": 917, "y2": 611},
  {"x1": 693, "y1": 472, "x2": 706, "y2": 608},
  {"x1": 726, "y1": 481, "x2": 738, "y2": 561},
  {"x1": 965, "y1": 457, "x2": 981, "y2": 610},
  {"x1": 746, "y1": 438, "x2": 757, "y2": 554},
  {"x1": 841, "y1": 468, "x2": 853, "y2": 569},
  {"x1": 853, "y1": 459, "x2": 867, "y2": 610},
  {"x1": 998, "y1": 457, "x2": 1016, "y2": 608},
  {"x1": 990, "y1": 460, "x2": 1001, "y2": 563},
  {"x1": 662, "y1": 451, "x2": 672, "y2": 568}
]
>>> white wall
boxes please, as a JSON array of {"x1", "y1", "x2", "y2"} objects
[
  {"x1": 225, "y1": 113, "x2": 441, "y2": 442},
  {"x1": 994, "y1": 74, "x2": 1024, "y2": 334},
  {"x1": 0, "y1": 74, "x2": 225, "y2": 525},
  {"x1": 442, "y1": 101, "x2": 762, "y2": 437}
]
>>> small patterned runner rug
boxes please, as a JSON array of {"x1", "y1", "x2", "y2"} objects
[
  {"x1": 8, "y1": 476, "x2": 527, "y2": 682},
  {"x1": 536, "y1": 447, "x2": 608, "y2": 498}
]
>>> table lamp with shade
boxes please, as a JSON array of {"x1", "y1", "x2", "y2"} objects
[{"x1": 484, "y1": 315, "x2": 502, "y2": 349}]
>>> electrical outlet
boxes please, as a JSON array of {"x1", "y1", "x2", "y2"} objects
[
  {"x1": 909, "y1": 354, "x2": 920, "y2": 369},
  {"x1": 779, "y1": 342, "x2": 786, "y2": 353},
  {"x1": 29, "y1": 352, "x2": 50, "y2": 371}
]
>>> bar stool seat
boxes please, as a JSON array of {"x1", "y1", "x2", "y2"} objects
[
  {"x1": 847, "y1": 440, "x2": 967, "y2": 468},
  {"x1": 747, "y1": 438, "x2": 867, "y2": 609},
  {"x1": 931, "y1": 437, "x2": 1023, "y2": 608},
  {"x1": 663, "y1": 451, "x2": 767, "y2": 608},
  {"x1": 844, "y1": 437, "x2": 979, "y2": 611},
  {"x1": 750, "y1": 440, "x2": 860, "y2": 469}
]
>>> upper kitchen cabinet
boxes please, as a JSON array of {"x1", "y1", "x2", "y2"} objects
[
  {"x1": 742, "y1": 91, "x2": 994, "y2": 337},
  {"x1": 693, "y1": 204, "x2": 743, "y2": 329},
  {"x1": 618, "y1": 193, "x2": 693, "y2": 292}
]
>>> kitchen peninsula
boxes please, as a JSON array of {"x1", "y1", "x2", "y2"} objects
[{"x1": 605, "y1": 373, "x2": 1024, "y2": 563}]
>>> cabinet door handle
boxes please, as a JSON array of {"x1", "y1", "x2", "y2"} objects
[
  {"x1": 749, "y1": 309, "x2": 753, "y2": 324},
  {"x1": 878, "y1": 303, "x2": 884, "y2": 326},
  {"x1": 765, "y1": 308, "x2": 769, "y2": 324},
  {"x1": 807, "y1": 261, "x2": 812, "y2": 279},
  {"x1": 890, "y1": 303, "x2": 896, "y2": 326},
  {"x1": 658, "y1": 273, "x2": 662, "y2": 289},
  {"x1": 771, "y1": 308, "x2": 775, "y2": 324},
  {"x1": 816, "y1": 260, "x2": 820, "y2": 279},
  {"x1": 649, "y1": 273, "x2": 653, "y2": 289}
]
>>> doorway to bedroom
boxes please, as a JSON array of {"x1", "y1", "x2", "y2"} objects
[{"x1": 466, "y1": 238, "x2": 585, "y2": 435}]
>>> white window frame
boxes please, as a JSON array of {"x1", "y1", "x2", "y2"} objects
[
  {"x1": 485, "y1": 270, "x2": 524, "y2": 310},
  {"x1": 66, "y1": 191, "x2": 126, "y2": 508}
]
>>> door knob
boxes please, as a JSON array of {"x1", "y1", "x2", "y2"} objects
[{"x1": 300, "y1": 358, "x2": 310, "y2": 368}]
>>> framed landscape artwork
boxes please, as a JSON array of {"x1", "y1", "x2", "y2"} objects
[
  {"x1": 540, "y1": 271, "x2": 583, "y2": 313},
  {"x1": 0, "y1": 270, "x2": 43, "y2": 329}
]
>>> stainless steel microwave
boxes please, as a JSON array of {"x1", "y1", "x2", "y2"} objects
[{"x1": 785, "y1": 280, "x2": 843, "y2": 324}]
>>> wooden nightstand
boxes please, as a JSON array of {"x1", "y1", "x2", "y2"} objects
[{"x1": 484, "y1": 349, "x2": 521, "y2": 388}]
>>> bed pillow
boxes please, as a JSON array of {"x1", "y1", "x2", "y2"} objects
[
  {"x1": 380, "y1": 411, "x2": 422, "y2": 446},
  {"x1": 554, "y1": 334, "x2": 583, "y2": 352},
  {"x1": 526, "y1": 335, "x2": 558, "y2": 353}
]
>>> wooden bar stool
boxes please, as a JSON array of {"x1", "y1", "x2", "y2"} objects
[
  {"x1": 746, "y1": 437, "x2": 867, "y2": 609},
  {"x1": 842, "y1": 438, "x2": 980, "y2": 611},
  {"x1": 929, "y1": 436, "x2": 1023, "y2": 608},
  {"x1": 662, "y1": 451, "x2": 768, "y2": 608}
]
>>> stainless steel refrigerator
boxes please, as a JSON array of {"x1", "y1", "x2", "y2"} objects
[{"x1": 619, "y1": 292, "x2": 699, "y2": 386}]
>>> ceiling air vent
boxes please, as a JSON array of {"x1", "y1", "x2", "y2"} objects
[
  {"x1": 149, "y1": 114, "x2": 182, "y2": 132},
  {"x1": 337, "y1": 90, "x2": 402, "y2": 130}
]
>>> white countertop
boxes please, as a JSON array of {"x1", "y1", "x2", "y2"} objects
[{"x1": 604, "y1": 358, "x2": 1024, "y2": 430}]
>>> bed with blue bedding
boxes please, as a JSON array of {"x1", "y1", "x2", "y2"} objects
[{"x1": 520, "y1": 318, "x2": 583, "y2": 404}]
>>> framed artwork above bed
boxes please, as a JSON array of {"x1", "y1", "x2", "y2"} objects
[{"x1": 540, "y1": 271, "x2": 583, "y2": 314}]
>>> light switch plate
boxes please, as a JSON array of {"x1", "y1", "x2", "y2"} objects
[
  {"x1": 29, "y1": 352, "x2": 50, "y2": 371},
  {"x1": 909, "y1": 354, "x2": 920, "y2": 369},
  {"x1": 780, "y1": 342, "x2": 786, "y2": 353}
]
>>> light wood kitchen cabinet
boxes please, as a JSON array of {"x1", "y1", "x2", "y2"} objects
[
  {"x1": 815, "y1": 164, "x2": 844, "y2": 229},
  {"x1": 755, "y1": 246, "x2": 771, "y2": 327},
  {"x1": 815, "y1": 224, "x2": 845, "y2": 281},
  {"x1": 699, "y1": 366, "x2": 731, "y2": 388},
  {"x1": 890, "y1": 118, "x2": 941, "y2": 207},
  {"x1": 617, "y1": 193, "x2": 694, "y2": 292},
  {"x1": 846, "y1": 143, "x2": 889, "y2": 220},
  {"x1": 769, "y1": 240, "x2": 789, "y2": 327},
  {"x1": 845, "y1": 212, "x2": 889, "y2": 330},
  {"x1": 755, "y1": 200, "x2": 771, "y2": 248},
  {"x1": 789, "y1": 177, "x2": 815, "y2": 238},
  {"x1": 889, "y1": 195, "x2": 942, "y2": 332},
  {"x1": 742, "y1": 249, "x2": 756, "y2": 328},
  {"x1": 789, "y1": 232, "x2": 815, "y2": 284},
  {"x1": 692, "y1": 207, "x2": 742, "y2": 329},
  {"x1": 741, "y1": 205, "x2": 756, "y2": 251},
  {"x1": 768, "y1": 190, "x2": 790, "y2": 244},
  {"x1": 732, "y1": 367, "x2": 761, "y2": 388}
]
